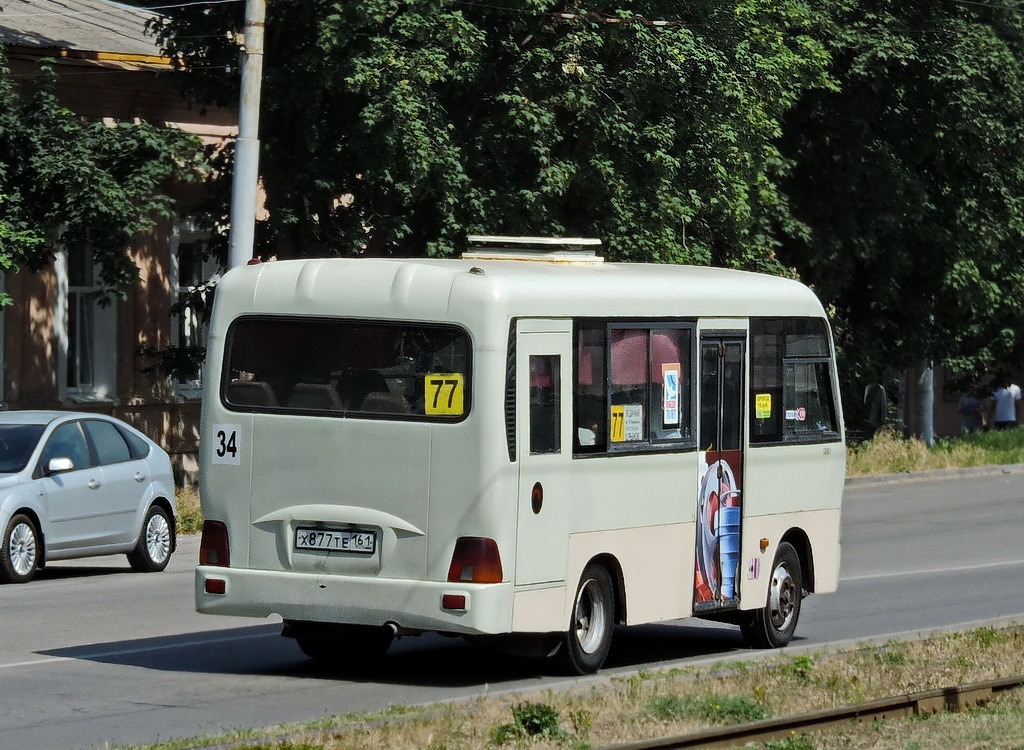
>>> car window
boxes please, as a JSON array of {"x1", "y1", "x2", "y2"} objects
[
  {"x1": 0, "y1": 424, "x2": 46, "y2": 473},
  {"x1": 41, "y1": 422, "x2": 93, "y2": 471},
  {"x1": 84, "y1": 420, "x2": 133, "y2": 465},
  {"x1": 116, "y1": 426, "x2": 152, "y2": 459}
]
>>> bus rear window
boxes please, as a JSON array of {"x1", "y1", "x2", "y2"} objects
[{"x1": 223, "y1": 317, "x2": 471, "y2": 421}]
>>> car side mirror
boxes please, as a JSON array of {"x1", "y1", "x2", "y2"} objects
[{"x1": 46, "y1": 457, "x2": 75, "y2": 475}]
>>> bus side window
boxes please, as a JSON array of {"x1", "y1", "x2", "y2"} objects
[
  {"x1": 575, "y1": 326, "x2": 607, "y2": 452},
  {"x1": 783, "y1": 360, "x2": 837, "y2": 438},
  {"x1": 530, "y1": 355, "x2": 561, "y2": 454},
  {"x1": 750, "y1": 317, "x2": 838, "y2": 444}
]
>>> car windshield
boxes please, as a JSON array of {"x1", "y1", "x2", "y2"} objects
[{"x1": 0, "y1": 423, "x2": 46, "y2": 473}]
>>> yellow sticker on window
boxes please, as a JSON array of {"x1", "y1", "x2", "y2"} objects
[
  {"x1": 610, "y1": 405, "x2": 626, "y2": 442},
  {"x1": 424, "y1": 373, "x2": 465, "y2": 416},
  {"x1": 755, "y1": 393, "x2": 772, "y2": 419}
]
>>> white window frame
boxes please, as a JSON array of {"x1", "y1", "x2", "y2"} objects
[
  {"x1": 169, "y1": 219, "x2": 219, "y2": 400},
  {"x1": 54, "y1": 245, "x2": 117, "y2": 404}
]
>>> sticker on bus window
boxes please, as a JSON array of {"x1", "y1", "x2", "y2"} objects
[
  {"x1": 624, "y1": 404, "x2": 644, "y2": 441},
  {"x1": 662, "y1": 363, "x2": 681, "y2": 427},
  {"x1": 610, "y1": 405, "x2": 626, "y2": 442},
  {"x1": 611, "y1": 404, "x2": 644, "y2": 442},
  {"x1": 424, "y1": 373, "x2": 465, "y2": 416},
  {"x1": 755, "y1": 393, "x2": 772, "y2": 419}
]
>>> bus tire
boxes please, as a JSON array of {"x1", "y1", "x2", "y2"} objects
[
  {"x1": 561, "y1": 563, "x2": 614, "y2": 675},
  {"x1": 741, "y1": 542, "x2": 802, "y2": 648}
]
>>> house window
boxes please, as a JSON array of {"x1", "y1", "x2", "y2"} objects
[
  {"x1": 56, "y1": 244, "x2": 116, "y2": 403},
  {"x1": 170, "y1": 220, "x2": 218, "y2": 395},
  {"x1": 67, "y1": 245, "x2": 97, "y2": 391}
]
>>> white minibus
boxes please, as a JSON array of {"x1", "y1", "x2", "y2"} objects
[{"x1": 195, "y1": 237, "x2": 844, "y2": 674}]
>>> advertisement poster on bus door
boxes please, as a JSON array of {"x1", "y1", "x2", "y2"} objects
[{"x1": 694, "y1": 449, "x2": 743, "y2": 608}]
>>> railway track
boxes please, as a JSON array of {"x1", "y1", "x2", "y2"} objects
[{"x1": 599, "y1": 674, "x2": 1024, "y2": 750}]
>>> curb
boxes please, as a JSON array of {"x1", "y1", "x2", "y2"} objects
[{"x1": 845, "y1": 462, "x2": 1024, "y2": 486}]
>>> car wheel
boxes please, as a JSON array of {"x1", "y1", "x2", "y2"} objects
[
  {"x1": 1, "y1": 513, "x2": 40, "y2": 584},
  {"x1": 560, "y1": 563, "x2": 615, "y2": 675},
  {"x1": 127, "y1": 505, "x2": 175, "y2": 572},
  {"x1": 741, "y1": 541, "x2": 802, "y2": 648}
]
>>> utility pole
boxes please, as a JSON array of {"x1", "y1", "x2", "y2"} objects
[
  {"x1": 915, "y1": 363, "x2": 935, "y2": 446},
  {"x1": 227, "y1": 0, "x2": 266, "y2": 269}
]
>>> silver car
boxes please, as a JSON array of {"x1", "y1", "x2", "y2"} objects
[{"x1": 0, "y1": 411, "x2": 176, "y2": 583}]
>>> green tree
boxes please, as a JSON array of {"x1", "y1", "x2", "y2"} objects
[
  {"x1": 0, "y1": 194, "x2": 40, "y2": 307},
  {"x1": 778, "y1": 1, "x2": 1024, "y2": 411},
  {"x1": 0, "y1": 50, "x2": 207, "y2": 301},
  {"x1": 150, "y1": 1, "x2": 831, "y2": 270}
]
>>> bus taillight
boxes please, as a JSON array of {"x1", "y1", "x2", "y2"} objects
[
  {"x1": 199, "y1": 520, "x2": 230, "y2": 567},
  {"x1": 448, "y1": 537, "x2": 503, "y2": 583}
]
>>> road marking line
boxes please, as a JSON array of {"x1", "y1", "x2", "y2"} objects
[
  {"x1": 1, "y1": 656, "x2": 74, "y2": 669},
  {"x1": 0, "y1": 630, "x2": 276, "y2": 671},
  {"x1": 842, "y1": 559, "x2": 1024, "y2": 582}
]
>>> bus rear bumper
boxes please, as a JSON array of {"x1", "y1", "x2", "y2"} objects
[{"x1": 195, "y1": 565, "x2": 514, "y2": 635}]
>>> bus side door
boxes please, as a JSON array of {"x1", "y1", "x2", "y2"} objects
[
  {"x1": 515, "y1": 320, "x2": 573, "y2": 587},
  {"x1": 694, "y1": 334, "x2": 746, "y2": 611}
]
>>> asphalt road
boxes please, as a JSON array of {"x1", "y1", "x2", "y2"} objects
[{"x1": 2, "y1": 469, "x2": 1023, "y2": 750}]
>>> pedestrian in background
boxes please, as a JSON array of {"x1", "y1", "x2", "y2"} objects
[
  {"x1": 958, "y1": 387, "x2": 985, "y2": 433},
  {"x1": 863, "y1": 382, "x2": 888, "y2": 438},
  {"x1": 988, "y1": 375, "x2": 1021, "y2": 430}
]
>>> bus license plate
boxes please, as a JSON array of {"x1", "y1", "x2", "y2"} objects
[{"x1": 295, "y1": 527, "x2": 376, "y2": 554}]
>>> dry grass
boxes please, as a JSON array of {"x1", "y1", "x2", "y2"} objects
[
  {"x1": 845, "y1": 427, "x2": 1024, "y2": 477},
  {"x1": 127, "y1": 627, "x2": 1024, "y2": 750},
  {"x1": 174, "y1": 485, "x2": 203, "y2": 535}
]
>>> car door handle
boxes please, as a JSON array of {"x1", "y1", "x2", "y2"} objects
[
  {"x1": 88, "y1": 479, "x2": 101, "y2": 490},
  {"x1": 134, "y1": 472, "x2": 147, "y2": 482}
]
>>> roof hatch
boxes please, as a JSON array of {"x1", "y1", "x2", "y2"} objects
[{"x1": 463, "y1": 235, "x2": 603, "y2": 263}]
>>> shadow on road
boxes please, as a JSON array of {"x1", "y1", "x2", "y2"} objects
[
  {"x1": 38, "y1": 619, "x2": 769, "y2": 688},
  {"x1": 33, "y1": 564, "x2": 133, "y2": 581}
]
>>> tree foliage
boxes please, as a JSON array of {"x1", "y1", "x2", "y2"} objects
[
  {"x1": 0, "y1": 51, "x2": 207, "y2": 300},
  {"x1": 150, "y1": 0, "x2": 831, "y2": 270},
  {"x1": 778, "y1": 0, "x2": 1024, "y2": 404},
  {"x1": 150, "y1": 1, "x2": 1024, "y2": 421}
]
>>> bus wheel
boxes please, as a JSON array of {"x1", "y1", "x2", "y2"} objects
[
  {"x1": 741, "y1": 542, "x2": 802, "y2": 648},
  {"x1": 561, "y1": 563, "x2": 614, "y2": 675}
]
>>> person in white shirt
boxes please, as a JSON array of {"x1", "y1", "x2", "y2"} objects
[{"x1": 989, "y1": 376, "x2": 1021, "y2": 430}]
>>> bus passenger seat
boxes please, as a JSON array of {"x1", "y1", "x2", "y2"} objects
[
  {"x1": 227, "y1": 380, "x2": 279, "y2": 407},
  {"x1": 287, "y1": 382, "x2": 344, "y2": 410},
  {"x1": 336, "y1": 370, "x2": 389, "y2": 410},
  {"x1": 360, "y1": 391, "x2": 411, "y2": 414}
]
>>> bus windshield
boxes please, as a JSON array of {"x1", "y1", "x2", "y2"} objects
[{"x1": 222, "y1": 317, "x2": 472, "y2": 420}]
